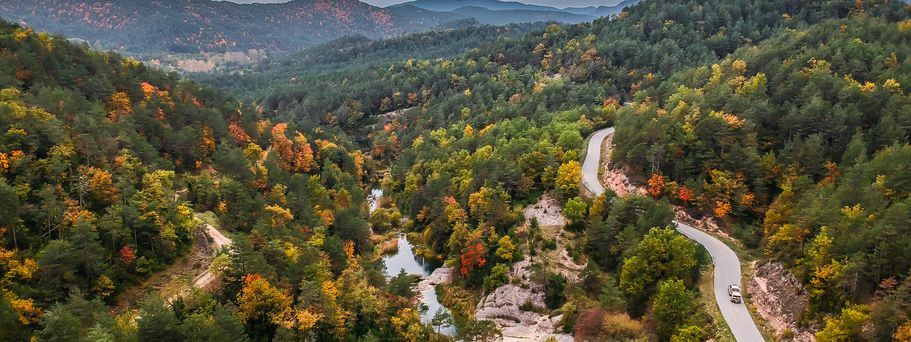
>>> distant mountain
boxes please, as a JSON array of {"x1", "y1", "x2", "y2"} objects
[
  {"x1": 396, "y1": 0, "x2": 638, "y2": 24},
  {"x1": 563, "y1": 0, "x2": 640, "y2": 17},
  {"x1": 0, "y1": 0, "x2": 457, "y2": 56},
  {"x1": 0, "y1": 0, "x2": 638, "y2": 61},
  {"x1": 449, "y1": 6, "x2": 595, "y2": 25},
  {"x1": 394, "y1": 0, "x2": 560, "y2": 12}
]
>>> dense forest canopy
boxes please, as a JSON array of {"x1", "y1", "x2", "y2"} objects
[
  {"x1": 3, "y1": 0, "x2": 911, "y2": 340},
  {"x1": 0, "y1": 20, "x2": 439, "y2": 341}
]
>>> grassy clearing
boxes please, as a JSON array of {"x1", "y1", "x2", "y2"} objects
[
  {"x1": 699, "y1": 267, "x2": 737, "y2": 342},
  {"x1": 437, "y1": 283, "x2": 482, "y2": 320}
]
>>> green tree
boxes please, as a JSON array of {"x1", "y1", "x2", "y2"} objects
[
  {"x1": 562, "y1": 196, "x2": 588, "y2": 228},
  {"x1": 652, "y1": 279, "x2": 700, "y2": 340},
  {"x1": 138, "y1": 296, "x2": 184, "y2": 341},
  {"x1": 620, "y1": 228, "x2": 697, "y2": 308}
]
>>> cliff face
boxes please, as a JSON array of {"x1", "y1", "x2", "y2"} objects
[{"x1": 749, "y1": 261, "x2": 814, "y2": 341}]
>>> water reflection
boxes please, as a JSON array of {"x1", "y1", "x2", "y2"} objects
[{"x1": 382, "y1": 235, "x2": 455, "y2": 335}]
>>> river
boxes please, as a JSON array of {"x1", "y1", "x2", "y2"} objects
[
  {"x1": 371, "y1": 189, "x2": 455, "y2": 335},
  {"x1": 383, "y1": 235, "x2": 455, "y2": 335}
]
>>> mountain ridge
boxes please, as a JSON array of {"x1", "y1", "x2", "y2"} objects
[{"x1": 0, "y1": 0, "x2": 456, "y2": 56}]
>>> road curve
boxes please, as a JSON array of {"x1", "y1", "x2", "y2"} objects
[{"x1": 582, "y1": 127, "x2": 765, "y2": 342}]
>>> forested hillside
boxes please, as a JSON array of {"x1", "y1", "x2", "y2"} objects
[
  {"x1": 0, "y1": 0, "x2": 455, "y2": 56},
  {"x1": 0, "y1": 20, "x2": 453, "y2": 341},
  {"x1": 611, "y1": 11, "x2": 911, "y2": 340},
  {"x1": 5, "y1": 0, "x2": 911, "y2": 340},
  {"x1": 195, "y1": 22, "x2": 545, "y2": 102},
  {"x1": 208, "y1": 0, "x2": 911, "y2": 340}
]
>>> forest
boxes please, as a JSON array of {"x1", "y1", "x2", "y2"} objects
[{"x1": 2, "y1": 0, "x2": 911, "y2": 341}]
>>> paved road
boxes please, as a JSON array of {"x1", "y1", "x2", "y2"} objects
[{"x1": 582, "y1": 127, "x2": 765, "y2": 342}]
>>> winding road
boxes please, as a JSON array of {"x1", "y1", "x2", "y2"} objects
[{"x1": 582, "y1": 127, "x2": 765, "y2": 342}]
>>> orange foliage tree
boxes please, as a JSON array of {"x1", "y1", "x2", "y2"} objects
[
  {"x1": 271, "y1": 123, "x2": 316, "y2": 173},
  {"x1": 677, "y1": 185, "x2": 694, "y2": 204},
  {"x1": 647, "y1": 173, "x2": 666, "y2": 197}
]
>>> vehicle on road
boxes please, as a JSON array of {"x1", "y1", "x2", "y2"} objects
[{"x1": 728, "y1": 284, "x2": 742, "y2": 303}]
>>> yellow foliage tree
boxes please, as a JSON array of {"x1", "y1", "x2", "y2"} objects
[
  {"x1": 107, "y1": 91, "x2": 132, "y2": 122},
  {"x1": 555, "y1": 160, "x2": 582, "y2": 196},
  {"x1": 237, "y1": 274, "x2": 291, "y2": 325},
  {"x1": 495, "y1": 235, "x2": 516, "y2": 261}
]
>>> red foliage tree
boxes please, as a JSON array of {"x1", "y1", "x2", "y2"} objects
[
  {"x1": 460, "y1": 242, "x2": 487, "y2": 276},
  {"x1": 678, "y1": 185, "x2": 694, "y2": 204},
  {"x1": 574, "y1": 308, "x2": 607, "y2": 340},
  {"x1": 119, "y1": 246, "x2": 135, "y2": 265}
]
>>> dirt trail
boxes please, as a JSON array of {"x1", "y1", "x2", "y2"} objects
[
  {"x1": 112, "y1": 219, "x2": 232, "y2": 313},
  {"x1": 189, "y1": 223, "x2": 232, "y2": 290}
]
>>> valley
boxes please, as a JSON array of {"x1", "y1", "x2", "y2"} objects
[{"x1": 1, "y1": 0, "x2": 911, "y2": 341}]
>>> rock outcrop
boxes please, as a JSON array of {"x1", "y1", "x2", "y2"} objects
[
  {"x1": 475, "y1": 260, "x2": 573, "y2": 342},
  {"x1": 417, "y1": 266, "x2": 453, "y2": 293},
  {"x1": 749, "y1": 261, "x2": 814, "y2": 341}
]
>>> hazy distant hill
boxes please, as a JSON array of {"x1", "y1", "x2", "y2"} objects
[
  {"x1": 398, "y1": 0, "x2": 639, "y2": 21},
  {"x1": 449, "y1": 6, "x2": 595, "y2": 25},
  {"x1": 562, "y1": 0, "x2": 641, "y2": 17},
  {"x1": 0, "y1": 0, "x2": 456, "y2": 56},
  {"x1": 395, "y1": 0, "x2": 561, "y2": 12},
  {"x1": 0, "y1": 0, "x2": 639, "y2": 59}
]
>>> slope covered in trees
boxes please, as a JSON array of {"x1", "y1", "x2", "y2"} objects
[
  {"x1": 195, "y1": 0, "x2": 908, "y2": 339},
  {"x1": 0, "y1": 20, "x2": 456, "y2": 341},
  {"x1": 611, "y1": 11, "x2": 911, "y2": 339},
  {"x1": 5, "y1": 0, "x2": 911, "y2": 340},
  {"x1": 194, "y1": 22, "x2": 545, "y2": 102},
  {"x1": 220, "y1": 0, "x2": 911, "y2": 339}
]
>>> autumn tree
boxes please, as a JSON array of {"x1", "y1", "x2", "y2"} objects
[
  {"x1": 816, "y1": 304, "x2": 871, "y2": 341},
  {"x1": 107, "y1": 91, "x2": 132, "y2": 123},
  {"x1": 460, "y1": 241, "x2": 487, "y2": 277},
  {"x1": 237, "y1": 274, "x2": 291, "y2": 337},
  {"x1": 555, "y1": 160, "x2": 581, "y2": 198},
  {"x1": 495, "y1": 235, "x2": 515, "y2": 262}
]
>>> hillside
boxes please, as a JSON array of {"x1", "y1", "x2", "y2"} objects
[
  {"x1": 399, "y1": 0, "x2": 637, "y2": 16},
  {"x1": 0, "y1": 20, "x2": 419, "y2": 341},
  {"x1": 0, "y1": 0, "x2": 456, "y2": 56},
  {"x1": 398, "y1": 0, "x2": 638, "y2": 24},
  {"x1": 449, "y1": 6, "x2": 595, "y2": 25},
  {"x1": 205, "y1": 0, "x2": 911, "y2": 340},
  {"x1": 0, "y1": 0, "x2": 636, "y2": 59},
  {"x1": 5, "y1": 0, "x2": 911, "y2": 341},
  {"x1": 193, "y1": 22, "x2": 544, "y2": 102}
]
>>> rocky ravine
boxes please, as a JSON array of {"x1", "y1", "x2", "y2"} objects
[{"x1": 472, "y1": 194, "x2": 584, "y2": 341}]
